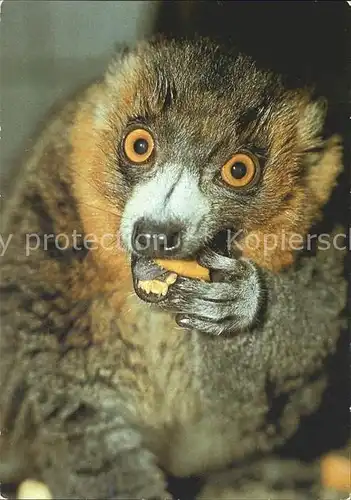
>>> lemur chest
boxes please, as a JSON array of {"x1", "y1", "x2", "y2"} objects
[
  {"x1": 110, "y1": 295, "x2": 239, "y2": 476},
  {"x1": 115, "y1": 295, "x2": 200, "y2": 417}
]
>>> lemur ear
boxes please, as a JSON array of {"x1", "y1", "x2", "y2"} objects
[
  {"x1": 298, "y1": 97, "x2": 327, "y2": 146},
  {"x1": 94, "y1": 44, "x2": 138, "y2": 128},
  {"x1": 307, "y1": 134, "x2": 343, "y2": 206},
  {"x1": 105, "y1": 44, "x2": 135, "y2": 84},
  {"x1": 298, "y1": 97, "x2": 343, "y2": 206}
]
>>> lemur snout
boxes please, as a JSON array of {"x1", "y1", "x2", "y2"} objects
[{"x1": 132, "y1": 219, "x2": 183, "y2": 258}]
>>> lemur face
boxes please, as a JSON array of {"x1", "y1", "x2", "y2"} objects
[{"x1": 86, "y1": 38, "x2": 339, "y2": 268}]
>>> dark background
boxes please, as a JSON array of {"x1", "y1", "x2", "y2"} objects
[{"x1": 154, "y1": 1, "x2": 349, "y2": 98}]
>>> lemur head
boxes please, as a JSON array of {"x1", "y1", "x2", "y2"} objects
[{"x1": 71, "y1": 38, "x2": 342, "y2": 274}]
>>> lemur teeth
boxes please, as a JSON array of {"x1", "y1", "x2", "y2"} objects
[
  {"x1": 17, "y1": 479, "x2": 52, "y2": 500},
  {"x1": 137, "y1": 274, "x2": 178, "y2": 296},
  {"x1": 165, "y1": 273, "x2": 178, "y2": 285}
]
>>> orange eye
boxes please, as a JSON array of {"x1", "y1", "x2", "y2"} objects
[
  {"x1": 221, "y1": 152, "x2": 259, "y2": 188},
  {"x1": 123, "y1": 128, "x2": 154, "y2": 164}
]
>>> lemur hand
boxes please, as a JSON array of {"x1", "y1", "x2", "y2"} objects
[{"x1": 160, "y1": 248, "x2": 263, "y2": 336}]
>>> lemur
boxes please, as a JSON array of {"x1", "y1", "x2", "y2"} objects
[{"x1": 0, "y1": 38, "x2": 347, "y2": 499}]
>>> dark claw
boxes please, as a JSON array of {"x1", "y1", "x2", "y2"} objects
[{"x1": 175, "y1": 314, "x2": 192, "y2": 329}]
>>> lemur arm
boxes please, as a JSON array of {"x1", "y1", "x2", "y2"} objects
[{"x1": 0, "y1": 256, "x2": 168, "y2": 500}]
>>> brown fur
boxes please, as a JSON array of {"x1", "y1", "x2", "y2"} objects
[
  {"x1": 70, "y1": 85, "x2": 131, "y2": 302},
  {"x1": 240, "y1": 136, "x2": 342, "y2": 270}
]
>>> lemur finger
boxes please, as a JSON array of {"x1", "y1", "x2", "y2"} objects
[
  {"x1": 173, "y1": 278, "x2": 240, "y2": 301},
  {"x1": 173, "y1": 272, "x2": 258, "y2": 303},
  {"x1": 132, "y1": 256, "x2": 167, "y2": 281},
  {"x1": 176, "y1": 314, "x2": 240, "y2": 336},
  {"x1": 166, "y1": 294, "x2": 242, "y2": 321},
  {"x1": 197, "y1": 248, "x2": 251, "y2": 282},
  {"x1": 197, "y1": 247, "x2": 236, "y2": 271}
]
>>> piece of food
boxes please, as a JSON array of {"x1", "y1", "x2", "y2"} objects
[
  {"x1": 154, "y1": 259, "x2": 210, "y2": 281},
  {"x1": 17, "y1": 480, "x2": 52, "y2": 499},
  {"x1": 321, "y1": 454, "x2": 350, "y2": 492}
]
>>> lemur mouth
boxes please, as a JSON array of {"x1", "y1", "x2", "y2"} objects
[
  {"x1": 131, "y1": 229, "x2": 231, "y2": 304},
  {"x1": 131, "y1": 254, "x2": 173, "y2": 303}
]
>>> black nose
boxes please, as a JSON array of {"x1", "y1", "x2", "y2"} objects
[{"x1": 132, "y1": 219, "x2": 183, "y2": 257}]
